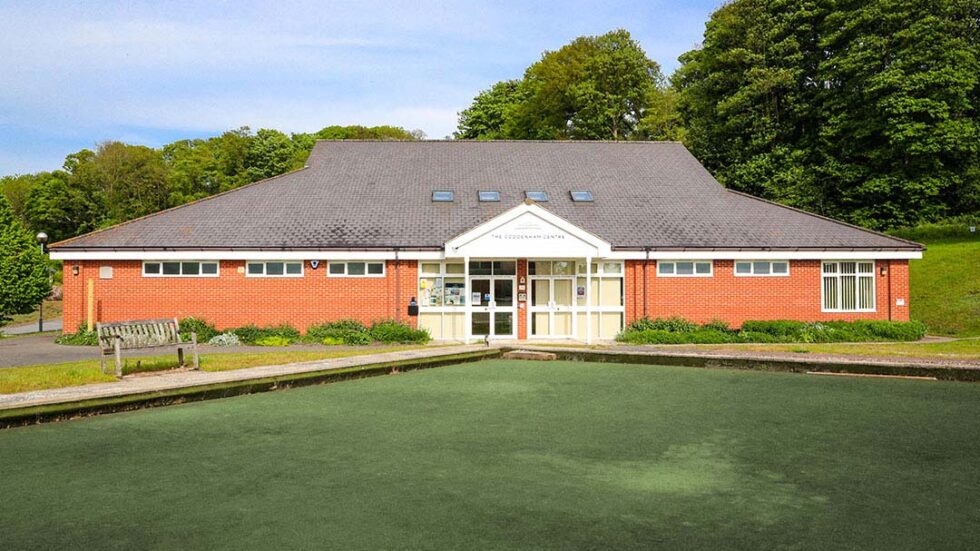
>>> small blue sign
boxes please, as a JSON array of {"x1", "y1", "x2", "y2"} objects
[{"x1": 484, "y1": 293, "x2": 491, "y2": 302}]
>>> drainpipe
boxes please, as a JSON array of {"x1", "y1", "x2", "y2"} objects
[
  {"x1": 887, "y1": 259, "x2": 892, "y2": 321},
  {"x1": 395, "y1": 249, "x2": 401, "y2": 322},
  {"x1": 643, "y1": 247, "x2": 650, "y2": 319}
]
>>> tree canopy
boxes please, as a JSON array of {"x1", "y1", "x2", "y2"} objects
[
  {"x1": 456, "y1": 30, "x2": 672, "y2": 141},
  {"x1": 0, "y1": 194, "x2": 50, "y2": 326}
]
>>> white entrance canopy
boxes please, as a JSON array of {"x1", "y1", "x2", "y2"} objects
[{"x1": 444, "y1": 202, "x2": 612, "y2": 259}]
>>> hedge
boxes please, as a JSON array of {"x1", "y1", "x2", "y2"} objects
[{"x1": 618, "y1": 317, "x2": 927, "y2": 345}]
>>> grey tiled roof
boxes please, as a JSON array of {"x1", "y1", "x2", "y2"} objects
[{"x1": 52, "y1": 141, "x2": 921, "y2": 251}]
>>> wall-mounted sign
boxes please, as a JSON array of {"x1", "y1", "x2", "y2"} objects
[
  {"x1": 471, "y1": 292, "x2": 481, "y2": 305},
  {"x1": 518, "y1": 292, "x2": 527, "y2": 302},
  {"x1": 577, "y1": 286, "x2": 586, "y2": 297},
  {"x1": 519, "y1": 276, "x2": 526, "y2": 284},
  {"x1": 310, "y1": 260, "x2": 320, "y2": 269}
]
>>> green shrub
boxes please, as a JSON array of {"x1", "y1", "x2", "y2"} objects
[
  {"x1": 178, "y1": 317, "x2": 218, "y2": 342},
  {"x1": 626, "y1": 317, "x2": 698, "y2": 333},
  {"x1": 369, "y1": 319, "x2": 430, "y2": 344},
  {"x1": 740, "y1": 320, "x2": 810, "y2": 338},
  {"x1": 232, "y1": 324, "x2": 300, "y2": 345},
  {"x1": 341, "y1": 331, "x2": 373, "y2": 345},
  {"x1": 305, "y1": 319, "x2": 371, "y2": 345},
  {"x1": 55, "y1": 330, "x2": 99, "y2": 346},
  {"x1": 701, "y1": 319, "x2": 734, "y2": 334},
  {"x1": 686, "y1": 329, "x2": 736, "y2": 344},
  {"x1": 321, "y1": 336, "x2": 344, "y2": 346},
  {"x1": 617, "y1": 329, "x2": 687, "y2": 344},
  {"x1": 254, "y1": 335, "x2": 291, "y2": 347},
  {"x1": 735, "y1": 331, "x2": 780, "y2": 343}
]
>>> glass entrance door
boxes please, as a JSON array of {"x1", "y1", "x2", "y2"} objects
[
  {"x1": 530, "y1": 277, "x2": 574, "y2": 337},
  {"x1": 470, "y1": 277, "x2": 515, "y2": 338}
]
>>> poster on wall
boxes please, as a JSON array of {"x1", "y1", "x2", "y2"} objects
[{"x1": 472, "y1": 292, "x2": 481, "y2": 305}]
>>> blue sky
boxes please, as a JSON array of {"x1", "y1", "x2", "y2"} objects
[{"x1": 0, "y1": 0, "x2": 718, "y2": 175}]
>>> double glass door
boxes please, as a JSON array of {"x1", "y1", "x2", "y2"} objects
[
  {"x1": 470, "y1": 277, "x2": 515, "y2": 338},
  {"x1": 530, "y1": 277, "x2": 574, "y2": 337}
]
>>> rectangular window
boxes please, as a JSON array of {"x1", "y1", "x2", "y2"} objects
[
  {"x1": 822, "y1": 261, "x2": 875, "y2": 312},
  {"x1": 419, "y1": 262, "x2": 467, "y2": 308},
  {"x1": 570, "y1": 191, "x2": 594, "y2": 202},
  {"x1": 327, "y1": 261, "x2": 385, "y2": 277},
  {"x1": 734, "y1": 261, "x2": 790, "y2": 277},
  {"x1": 478, "y1": 191, "x2": 500, "y2": 202},
  {"x1": 432, "y1": 190, "x2": 454, "y2": 202},
  {"x1": 657, "y1": 261, "x2": 713, "y2": 277},
  {"x1": 143, "y1": 261, "x2": 219, "y2": 278},
  {"x1": 246, "y1": 261, "x2": 304, "y2": 277},
  {"x1": 525, "y1": 191, "x2": 548, "y2": 202}
]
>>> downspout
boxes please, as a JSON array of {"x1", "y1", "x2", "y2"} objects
[
  {"x1": 887, "y1": 259, "x2": 892, "y2": 321},
  {"x1": 395, "y1": 249, "x2": 401, "y2": 322},
  {"x1": 643, "y1": 247, "x2": 650, "y2": 319}
]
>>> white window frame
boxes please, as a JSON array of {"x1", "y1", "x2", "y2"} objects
[
  {"x1": 821, "y1": 260, "x2": 876, "y2": 312},
  {"x1": 327, "y1": 261, "x2": 386, "y2": 278},
  {"x1": 245, "y1": 260, "x2": 304, "y2": 278},
  {"x1": 142, "y1": 260, "x2": 220, "y2": 278},
  {"x1": 418, "y1": 261, "x2": 467, "y2": 310},
  {"x1": 656, "y1": 260, "x2": 713, "y2": 278},
  {"x1": 734, "y1": 260, "x2": 790, "y2": 277}
]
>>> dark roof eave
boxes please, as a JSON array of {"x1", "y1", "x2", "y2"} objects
[
  {"x1": 611, "y1": 245, "x2": 924, "y2": 252},
  {"x1": 49, "y1": 245, "x2": 446, "y2": 252}
]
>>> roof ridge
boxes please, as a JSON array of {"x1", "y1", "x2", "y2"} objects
[
  {"x1": 49, "y1": 166, "x2": 310, "y2": 249},
  {"x1": 723, "y1": 189, "x2": 924, "y2": 250}
]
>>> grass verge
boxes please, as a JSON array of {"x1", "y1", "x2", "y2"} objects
[
  {"x1": 0, "y1": 346, "x2": 427, "y2": 395},
  {"x1": 3, "y1": 300, "x2": 62, "y2": 328},
  {"x1": 910, "y1": 238, "x2": 980, "y2": 337},
  {"x1": 681, "y1": 338, "x2": 980, "y2": 360}
]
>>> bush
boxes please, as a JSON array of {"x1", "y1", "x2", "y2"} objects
[
  {"x1": 207, "y1": 332, "x2": 241, "y2": 346},
  {"x1": 254, "y1": 335, "x2": 291, "y2": 347},
  {"x1": 740, "y1": 320, "x2": 809, "y2": 338},
  {"x1": 626, "y1": 317, "x2": 698, "y2": 333},
  {"x1": 232, "y1": 324, "x2": 300, "y2": 345},
  {"x1": 617, "y1": 329, "x2": 687, "y2": 344},
  {"x1": 701, "y1": 319, "x2": 734, "y2": 334},
  {"x1": 735, "y1": 331, "x2": 780, "y2": 343},
  {"x1": 686, "y1": 329, "x2": 736, "y2": 344},
  {"x1": 369, "y1": 319, "x2": 430, "y2": 344},
  {"x1": 305, "y1": 319, "x2": 371, "y2": 345},
  {"x1": 179, "y1": 317, "x2": 218, "y2": 342},
  {"x1": 55, "y1": 330, "x2": 99, "y2": 346}
]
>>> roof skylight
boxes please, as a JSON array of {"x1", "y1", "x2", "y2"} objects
[
  {"x1": 479, "y1": 191, "x2": 500, "y2": 202},
  {"x1": 525, "y1": 191, "x2": 549, "y2": 202},
  {"x1": 432, "y1": 190, "x2": 454, "y2": 202},
  {"x1": 570, "y1": 191, "x2": 594, "y2": 202}
]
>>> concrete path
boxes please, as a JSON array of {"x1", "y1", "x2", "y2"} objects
[
  {"x1": 0, "y1": 318, "x2": 62, "y2": 336},
  {"x1": 0, "y1": 333, "x2": 405, "y2": 368},
  {"x1": 0, "y1": 344, "x2": 490, "y2": 412}
]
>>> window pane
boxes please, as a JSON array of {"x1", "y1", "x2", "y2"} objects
[
  {"x1": 329, "y1": 263, "x2": 345, "y2": 275},
  {"x1": 658, "y1": 262, "x2": 674, "y2": 275},
  {"x1": 858, "y1": 262, "x2": 874, "y2": 274},
  {"x1": 823, "y1": 262, "x2": 837, "y2": 274},
  {"x1": 493, "y1": 261, "x2": 516, "y2": 275},
  {"x1": 445, "y1": 278, "x2": 465, "y2": 306},
  {"x1": 162, "y1": 262, "x2": 181, "y2": 275},
  {"x1": 823, "y1": 276, "x2": 838, "y2": 310},
  {"x1": 445, "y1": 263, "x2": 464, "y2": 274},
  {"x1": 367, "y1": 262, "x2": 384, "y2": 275},
  {"x1": 570, "y1": 191, "x2": 593, "y2": 202},
  {"x1": 772, "y1": 262, "x2": 788, "y2": 274},
  {"x1": 478, "y1": 191, "x2": 500, "y2": 202},
  {"x1": 841, "y1": 276, "x2": 857, "y2": 310},
  {"x1": 264, "y1": 262, "x2": 283, "y2": 276},
  {"x1": 180, "y1": 262, "x2": 199, "y2": 275},
  {"x1": 752, "y1": 261, "x2": 770, "y2": 275},
  {"x1": 144, "y1": 263, "x2": 160, "y2": 275},
  {"x1": 432, "y1": 190, "x2": 453, "y2": 202},
  {"x1": 602, "y1": 262, "x2": 622, "y2": 274},
  {"x1": 525, "y1": 191, "x2": 548, "y2": 202},
  {"x1": 553, "y1": 261, "x2": 573, "y2": 275},
  {"x1": 676, "y1": 262, "x2": 695, "y2": 275},
  {"x1": 421, "y1": 277, "x2": 443, "y2": 306},
  {"x1": 421, "y1": 262, "x2": 440, "y2": 274},
  {"x1": 247, "y1": 263, "x2": 263, "y2": 275},
  {"x1": 841, "y1": 262, "x2": 856, "y2": 274},
  {"x1": 286, "y1": 263, "x2": 302, "y2": 275},
  {"x1": 201, "y1": 263, "x2": 218, "y2": 275},
  {"x1": 695, "y1": 262, "x2": 711, "y2": 274},
  {"x1": 859, "y1": 276, "x2": 874, "y2": 309},
  {"x1": 347, "y1": 262, "x2": 366, "y2": 275},
  {"x1": 735, "y1": 262, "x2": 751, "y2": 274},
  {"x1": 469, "y1": 261, "x2": 492, "y2": 275}
]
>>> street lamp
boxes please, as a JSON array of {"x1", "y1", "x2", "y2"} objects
[{"x1": 36, "y1": 232, "x2": 48, "y2": 333}]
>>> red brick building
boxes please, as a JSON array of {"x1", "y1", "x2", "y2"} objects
[{"x1": 49, "y1": 141, "x2": 922, "y2": 342}]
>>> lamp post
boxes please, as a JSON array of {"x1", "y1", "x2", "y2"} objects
[{"x1": 36, "y1": 232, "x2": 48, "y2": 333}]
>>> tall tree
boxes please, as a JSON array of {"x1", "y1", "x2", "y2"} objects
[
  {"x1": 23, "y1": 172, "x2": 103, "y2": 243},
  {"x1": 69, "y1": 142, "x2": 169, "y2": 225},
  {"x1": 0, "y1": 194, "x2": 50, "y2": 326},
  {"x1": 455, "y1": 80, "x2": 525, "y2": 139}
]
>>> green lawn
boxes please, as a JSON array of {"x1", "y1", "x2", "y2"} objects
[
  {"x1": 0, "y1": 346, "x2": 426, "y2": 394},
  {"x1": 2, "y1": 360, "x2": 979, "y2": 550},
  {"x1": 687, "y1": 337, "x2": 980, "y2": 360},
  {"x1": 911, "y1": 238, "x2": 980, "y2": 336}
]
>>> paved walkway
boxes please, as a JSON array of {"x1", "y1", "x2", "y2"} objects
[
  {"x1": 0, "y1": 318, "x2": 62, "y2": 336},
  {"x1": 0, "y1": 344, "x2": 490, "y2": 412}
]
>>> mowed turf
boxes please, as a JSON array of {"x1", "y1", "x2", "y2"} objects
[{"x1": 2, "y1": 361, "x2": 980, "y2": 550}]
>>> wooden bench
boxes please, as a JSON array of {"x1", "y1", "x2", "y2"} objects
[{"x1": 96, "y1": 318, "x2": 199, "y2": 377}]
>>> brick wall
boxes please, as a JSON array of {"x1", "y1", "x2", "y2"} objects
[
  {"x1": 625, "y1": 259, "x2": 910, "y2": 328},
  {"x1": 62, "y1": 259, "x2": 418, "y2": 333}
]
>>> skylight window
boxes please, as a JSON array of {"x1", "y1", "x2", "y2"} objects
[
  {"x1": 570, "y1": 191, "x2": 594, "y2": 202},
  {"x1": 525, "y1": 191, "x2": 548, "y2": 202},
  {"x1": 432, "y1": 190, "x2": 454, "y2": 202},
  {"x1": 479, "y1": 191, "x2": 500, "y2": 202}
]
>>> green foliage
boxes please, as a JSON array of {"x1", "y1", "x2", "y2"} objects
[
  {"x1": 232, "y1": 324, "x2": 300, "y2": 345},
  {"x1": 254, "y1": 335, "x2": 291, "y2": 347},
  {"x1": 619, "y1": 317, "x2": 927, "y2": 344},
  {"x1": 675, "y1": 0, "x2": 980, "y2": 230},
  {"x1": 305, "y1": 319, "x2": 372, "y2": 345},
  {"x1": 0, "y1": 195, "x2": 51, "y2": 326},
  {"x1": 888, "y1": 215, "x2": 980, "y2": 242},
  {"x1": 178, "y1": 317, "x2": 218, "y2": 343},
  {"x1": 55, "y1": 330, "x2": 99, "y2": 346},
  {"x1": 207, "y1": 333, "x2": 242, "y2": 347},
  {"x1": 456, "y1": 29, "x2": 671, "y2": 141},
  {"x1": 369, "y1": 319, "x2": 431, "y2": 344},
  {"x1": 905, "y1": 237, "x2": 980, "y2": 337}
]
